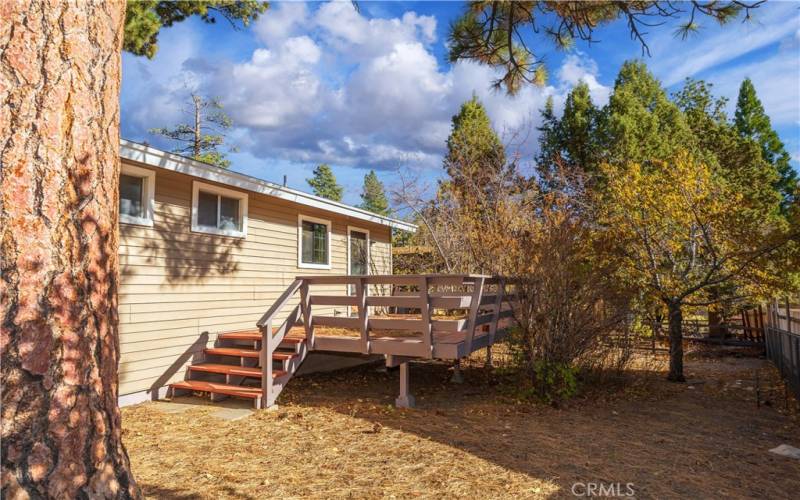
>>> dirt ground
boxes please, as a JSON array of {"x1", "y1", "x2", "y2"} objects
[{"x1": 122, "y1": 348, "x2": 800, "y2": 499}]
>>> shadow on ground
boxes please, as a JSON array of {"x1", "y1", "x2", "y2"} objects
[{"x1": 280, "y1": 354, "x2": 800, "y2": 498}]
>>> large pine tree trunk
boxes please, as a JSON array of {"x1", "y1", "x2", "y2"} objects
[
  {"x1": 667, "y1": 300, "x2": 686, "y2": 382},
  {"x1": 1, "y1": 1, "x2": 139, "y2": 498}
]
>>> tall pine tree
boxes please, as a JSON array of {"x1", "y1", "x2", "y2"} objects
[
  {"x1": 536, "y1": 82, "x2": 601, "y2": 181},
  {"x1": 444, "y1": 95, "x2": 506, "y2": 195},
  {"x1": 307, "y1": 164, "x2": 344, "y2": 202},
  {"x1": 605, "y1": 61, "x2": 696, "y2": 167},
  {"x1": 734, "y1": 78, "x2": 798, "y2": 209},
  {"x1": 359, "y1": 170, "x2": 390, "y2": 216},
  {"x1": 2, "y1": 1, "x2": 267, "y2": 497}
]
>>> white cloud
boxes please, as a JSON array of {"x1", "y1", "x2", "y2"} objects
[
  {"x1": 558, "y1": 54, "x2": 611, "y2": 105},
  {"x1": 653, "y1": 1, "x2": 799, "y2": 86},
  {"x1": 252, "y1": 1, "x2": 309, "y2": 45},
  {"x1": 704, "y1": 50, "x2": 800, "y2": 126},
  {"x1": 122, "y1": 1, "x2": 610, "y2": 172}
]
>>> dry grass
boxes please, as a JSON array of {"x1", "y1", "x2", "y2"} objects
[{"x1": 123, "y1": 348, "x2": 800, "y2": 499}]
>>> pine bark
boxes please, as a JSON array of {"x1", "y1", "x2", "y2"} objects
[{"x1": 1, "y1": 1, "x2": 140, "y2": 498}]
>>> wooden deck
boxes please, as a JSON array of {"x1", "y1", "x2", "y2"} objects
[{"x1": 170, "y1": 274, "x2": 517, "y2": 409}]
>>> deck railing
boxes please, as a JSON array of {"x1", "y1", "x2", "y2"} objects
[{"x1": 255, "y1": 274, "x2": 516, "y2": 406}]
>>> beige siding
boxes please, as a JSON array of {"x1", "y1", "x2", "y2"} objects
[{"x1": 118, "y1": 161, "x2": 393, "y2": 395}]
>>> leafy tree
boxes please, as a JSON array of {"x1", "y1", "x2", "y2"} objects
[
  {"x1": 734, "y1": 78, "x2": 798, "y2": 209},
  {"x1": 359, "y1": 170, "x2": 390, "y2": 216},
  {"x1": 307, "y1": 164, "x2": 344, "y2": 202},
  {"x1": 124, "y1": 1, "x2": 268, "y2": 58},
  {"x1": 444, "y1": 95, "x2": 506, "y2": 198},
  {"x1": 150, "y1": 93, "x2": 237, "y2": 168},
  {"x1": 448, "y1": 1, "x2": 761, "y2": 94},
  {"x1": 2, "y1": 2, "x2": 265, "y2": 497},
  {"x1": 599, "y1": 153, "x2": 794, "y2": 382}
]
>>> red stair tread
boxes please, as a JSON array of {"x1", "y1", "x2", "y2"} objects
[
  {"x1": 170, "y1": 380, "x2": 261, "y2": 399},
  {"x1": 205, "y1": 347, "x2": 259, "y2": 358},
  {"x1": 218, "y1": 329, "x2": 306, "y2": 343},
  {"x1": 204, "y1": 347, "x2": 298, "y2": 361},
  {"x1": 188, "y1": 363, "x2": 287, "y2": 378}
]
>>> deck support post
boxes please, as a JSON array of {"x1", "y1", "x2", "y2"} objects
[
  {"x1": 260, "y1": 319, "x2": 274, "y2": 409},
  {"x1": 485, "y1": 346, "x2": 493, "y2": 368},
  {"x1": 450, "y1": 359, "x2": 464, "y2": 384},
  {"x1": 395, "y1": 362, "x2": 415, "y2": 408}
]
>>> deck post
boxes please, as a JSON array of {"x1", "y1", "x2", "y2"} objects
[
  {"x1": 488, "y1": 279, "x2": 505, "y2": 344},
  {"x1": 485, "y1": 345, "x2": 492, "y2": 368},
  {"x1": 260, "y1": 319, "x2": 273, "y2": 409},
  {"x1": 300, "y1": 280, "x2": 314, "y2": 349},
  {"x1": 395, "y1": 362, "x2": 415, "y2": 408},
  {"x1": 357, "y1": 278, "x2": 370, "y2": 354},
  {"x1": 450, "y1": 359, "x2": 464, "y2": 384},
  {"x1": 419, "y1": 276, "x2": 433, "y2": 358},
  {"x1": 463, "y1": 277, "x2": 485, "y2": 354}
]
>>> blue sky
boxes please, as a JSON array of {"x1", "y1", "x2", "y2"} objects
[{"x1": 120, "y1": 1, "x2": 800, "y2": 206}]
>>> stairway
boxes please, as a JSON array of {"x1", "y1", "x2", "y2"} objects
[{"x1": 169, "y1": 327, "x2": 307, "y2": 407}]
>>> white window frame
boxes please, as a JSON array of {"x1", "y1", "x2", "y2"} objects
[
  {"x1": 347, "y1": 226, "x2": 371, "y2": 277},
  {"x1": 191, "y1": 180, "x2": 248, "y2": 238},
  {"x1": 120, "y1": 163, "x2": 155, "y2": 227},
  {"x1": 298, "y1": 214, "x2": 332, "y2": 270}
]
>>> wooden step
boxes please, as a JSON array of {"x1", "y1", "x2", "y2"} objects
[
  {"x1": 204, "y1": 347, "x2": 298, "y2": 361},
  {"x1": 218, "y1": 330, "x2": 306, "y2": 344},
  {"x1": 205, "y1": 347, "x2": 260, "y2": 358},
  {"x1": 188, "y1": 363, "x2": 287, "y2": 379},
  {"x1": 170, "y1": 380, "x2": 262, "y2": 400}
]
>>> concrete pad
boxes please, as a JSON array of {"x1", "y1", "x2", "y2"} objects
[
  {"x1": 210, "y1": 407, "x2": 253, "y2": 421},
  {"x1": 769, "y1": 444, "x2": 800, "y2": 459},
  {"x1": 151, "y1": 402, "x2": 196, "y2": 414}
]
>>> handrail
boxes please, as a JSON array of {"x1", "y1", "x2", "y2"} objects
[
  {"x1": 258, "y1": 279, "x2": 303, "y2": 408},
  {"x1": 257, "y1": 279, "x2": 303, "y2": 328}
]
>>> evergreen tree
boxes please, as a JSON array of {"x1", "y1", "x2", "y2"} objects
[
  {"x1": 605, "y1": 61, "x2": 696, "y2": 167},
  {"x1": 359, "y1": 170, "x2": 390, "y2": 216},
  {"x1": 124, "y1": 1, "x2": 268, "y2": 58},
  {"x1": 561, "y1": 82, "x2": 600, "y2": 172},
  {"x1": 734, "y1": 78, "x2": 798, "y2": 208},
  {"x1": 536, "y1": 96, "x2": 561, "y2": 176},
  {"x1": 444, "y1": 95, "x2": 506, "y2": 194},
  {"x1": 307, "y1": 164, "x2": 344, "y2": 202},
  {"x1": 674, "y1": 79, "x2": 781, "y2": 217},
  {"x1": 150, "y1": 93, "x2": 236, "y2": 168},
  {"x1": 536, "y1": 82, "x2": 601, "y2": 182}
]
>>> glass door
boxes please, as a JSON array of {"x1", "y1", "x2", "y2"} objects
[{"x1": 348, "y1": 229, "x2": 369, "y2": 306}]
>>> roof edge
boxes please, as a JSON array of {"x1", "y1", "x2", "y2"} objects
[{"x1": 119, "y1": 139, "x2": 417, "y2": 232}]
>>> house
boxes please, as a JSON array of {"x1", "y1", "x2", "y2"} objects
[{"x1": 116, "y1": 140, "x2": 416, "y2": 406}]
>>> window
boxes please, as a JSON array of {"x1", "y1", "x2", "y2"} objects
[
  {"x1": 191, "y1": 181, "x2": 248, "y2": 237},
  {"x1": 298, "y1": 215, "x2": 331, "y2": 269},
  {"x1": 119, "y1": 164, "x2": 155, "y2": 226}
]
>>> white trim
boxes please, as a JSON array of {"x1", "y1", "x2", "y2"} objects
[
  {"x1": 191, "y1": 180, "x2": 248, "y2": 238},
  {"x1": 120, "y1": 163, "x2": 155, "y2": 227},
  {"x1": 298, "y1": 214, "x2": 332, "y2": 270},
  {"x1": 120, "y1": 139, "x2": 417, "y2": 232}
]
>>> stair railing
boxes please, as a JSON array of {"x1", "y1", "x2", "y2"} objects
[{"x1": 256, "y1": 278, "x2": 303, "y2": 408}]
